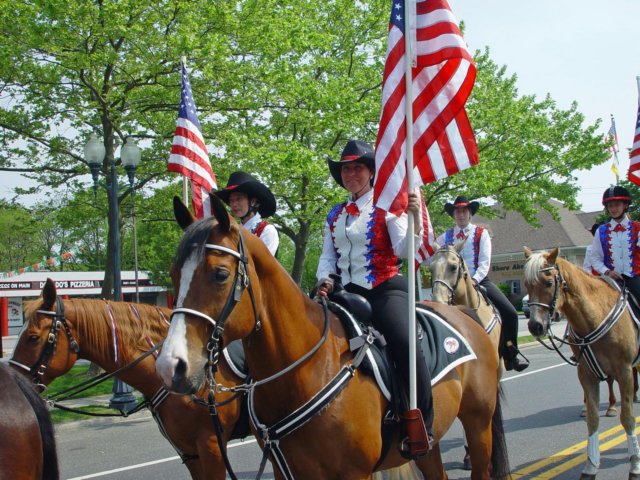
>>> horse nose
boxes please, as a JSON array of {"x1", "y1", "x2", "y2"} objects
[{"x1": 528, "y1": 319, "x2": 543, "y2": 337}]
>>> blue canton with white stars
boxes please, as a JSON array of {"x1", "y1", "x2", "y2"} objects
[{"x1": 178, "y1": 63, "x2": 202, "y2": 129}]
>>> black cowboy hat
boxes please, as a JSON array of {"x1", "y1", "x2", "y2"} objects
[
  {"x1": 327, "y1": 140, "x2": 375, "y2": 189},
  {"x1": 213, "y1": 171, "x2": 277, "y2": 218},
  {"x1": 444, "y1": 196, "x2": 480, "y2": 217}
]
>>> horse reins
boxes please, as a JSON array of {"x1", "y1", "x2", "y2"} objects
[{"x1": 530, "y1": 265, "x2": 630, "y2": 371}]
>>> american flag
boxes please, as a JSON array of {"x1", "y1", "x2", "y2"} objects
[
  {"x1": 373, "y1": 0, "x2": 478, "y2": 216},
  {"x1": 167, "y1": 61, "x2": 217, "y2": 218},
  {"x1": 629, "y1": 104, "x2": 640, "y2": 186}
]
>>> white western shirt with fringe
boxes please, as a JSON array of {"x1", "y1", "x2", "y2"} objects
[
  {"x1": 316, "y1": 190, "x2": 423, "y2": 289},
  {"x1": 590, "y1": 217, "x2": 640, "y2": 277},
  {"x1": 435, "y1": 223, "x2": 491, "y2": 283}
]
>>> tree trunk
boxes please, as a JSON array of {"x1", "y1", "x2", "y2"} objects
[{"x1": 290, "y1": 221, "x2": 310, "y2": 285}]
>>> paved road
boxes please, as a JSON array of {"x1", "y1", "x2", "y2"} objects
[{"x1": 7, "y1": 317, "x2": 640, "y2": 479}]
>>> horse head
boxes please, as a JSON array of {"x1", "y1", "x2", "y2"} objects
[
  {"x1": 429, "y1": 241, "x2": 469, "y2": 304},
  {"x1": 156, "y1": 194, "x2": 261, "y2": 394},
  {"x1": 523, "y1": 246, "x2": 562, "y2": 337},
  {"x1": 10, "y1": 278, "x2": 79, "y2": 386}
]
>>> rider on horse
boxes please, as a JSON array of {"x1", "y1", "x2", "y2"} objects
[
  {"x1": 436, "y1": 196, "x2": 529, "y2": 372},
  {"x1": 214, "y1": 171, "x2": 279, "y2": 256},
  {"x1": 589, "y1": 185, "x2": 640, "y2": 304},
  {"x1": 315, "y1": 139, "x2": 434, "y2": 458}
]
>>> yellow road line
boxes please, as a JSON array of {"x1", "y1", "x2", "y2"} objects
[{"x1": 511, "y1": 416, "x2": 640, "y2": 478}]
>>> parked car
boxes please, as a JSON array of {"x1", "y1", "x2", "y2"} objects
[{"x1": 522, "y1": 294, "x2": 530, "y2": 318}]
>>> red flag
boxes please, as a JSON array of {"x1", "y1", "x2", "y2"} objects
[
  {"x1": 374, "y1": 0, "x2": 478, "y2": 216},
  {"x1": 628, "y1": 103, "x2": 640, "y2": 186},
  {"x1": 167, "y1": 61, "x2": 217, "y2": 218}
]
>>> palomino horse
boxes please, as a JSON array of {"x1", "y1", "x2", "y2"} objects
[
  {"x1": 0, "y1": 361, "x2": 59, "y2": 480},
  {"x1": 524, "y1": 247, "x2": 640, "y2": 480},
  {"x1": 156, "y1": 195, "x2": 510, "y2": 480},
  {"x1": 10, "y1": 279, "x2": 245, "y2": 480},
  {"x1": 428, "y1": 243, "x2": 502, "y2": 361},
  {"x1": 431, "y1": 243, "x2": 622, "y2": 419}
]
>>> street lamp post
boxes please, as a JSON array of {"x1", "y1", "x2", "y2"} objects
[
  {"x1": 122, "y1": 137, "x2": 142, "y2": 303},
  {"x1": 84, "y1": 133, "x2": 141, "y2": 413}
]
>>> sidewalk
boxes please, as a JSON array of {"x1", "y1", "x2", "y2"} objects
[{"x1": 1, "y1": 335, "x2": 18, "y2": 359}]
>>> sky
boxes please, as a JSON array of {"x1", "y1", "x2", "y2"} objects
[
  {"x1": 2, "y1": 1, "x2": 640, "y2": 212},
  {"x1": 448, "y1": 0, "x2": 640, "y2": 212}
]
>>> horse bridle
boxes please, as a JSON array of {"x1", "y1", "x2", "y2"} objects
[
  {"x1": 431, "y1": 247, "x2": 467, "y2": 305},
  {"x1": 171, "y1": 230, "x2": 260, "y2": 386},
  {"x1": 527, "y1": 265, "x2": 565, "y2": 333},
  {"x1": 9, "y1": 296, "x2": 80, "y2": 387}
]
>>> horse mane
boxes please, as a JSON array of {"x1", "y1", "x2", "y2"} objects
[
  {"x1": 175, "y1": 215, "x2": 220, "y2": 270},
  {"x1": 25, "y1": 297, "x2": 170, "y2": 366}
]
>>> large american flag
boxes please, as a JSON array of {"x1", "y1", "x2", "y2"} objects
[
  {"x1": 629, "y1": 104, "x2": 640, "y2": 186},
  {"x1": 167, "y1": 62, "x2": 217, "y2": 218},
  {"x1": 373, "y1": 0, "x2": 478, "y2": 216}
]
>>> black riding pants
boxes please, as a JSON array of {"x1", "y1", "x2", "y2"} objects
[
  {"x1": 479, "y1": 277, "x2": 519, "y2": 348},
  {"x1": 346, "y1": 276, "x2": 433, "y2": 431},
  {"x1": 622, "y1": 275, "x2": 640, "y2": 305}
]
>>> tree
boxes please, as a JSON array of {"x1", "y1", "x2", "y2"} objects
[{"x1": 1, "y1": 1, "x2": 610, "y2": 291}]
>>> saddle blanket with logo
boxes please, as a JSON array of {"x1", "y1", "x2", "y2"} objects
[{"x1": 222, "y1": 302, "x2": 477, "y2": 402}]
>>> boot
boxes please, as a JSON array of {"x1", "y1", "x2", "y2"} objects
[
  {"x1": 399, "y1": 408, "x2": 433, "y2": 459},
  {"x1": 504, "y1": 341, "x2": 529, "y2": 372},
  {"x1": 463, "y1": 446, "x2": 472, "y2": 470}
]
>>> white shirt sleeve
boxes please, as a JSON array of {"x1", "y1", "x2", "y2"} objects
[
  {"x1": 589, "y1": 227, "x2": 608, "y2": 275},
  {"x1": 582, "y1": 245, "x2": 593, "y2": 272},
  {"x1": 316, "y1": 221, "x2": 338, "y2": 281},
  {"x1": 472, "y1": 228, "x2": 491, "y2": 283},
  {"x1": 385, "y1": 210, "x2": 424, "y2": 258},
  {"x1": 259, "y1": 224, "x2": 279, "y2": 256}
]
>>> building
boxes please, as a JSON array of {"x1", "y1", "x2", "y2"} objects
[
  {"x1": 472, "y1": 200, "x2": 600, "y2": 304},
  {"x1": 0, "y1": 271, "x2": 169, "y2": 335}
]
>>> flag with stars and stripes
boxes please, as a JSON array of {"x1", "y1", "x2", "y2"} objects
[
  {"x1": 167, "y1": 61, "x2": 217, "y2": 218},
  {"x1": 374, "y1": 0, "x2": 478, "y2": 216},
  {"x1": 629, "y1": 103, "x2": 640, "y2": 186}
]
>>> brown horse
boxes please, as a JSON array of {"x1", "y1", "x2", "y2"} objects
[
  {"x1": 0, "y1": 361, "x2": 59, "y2": 480},
  {"x1": 156, "y1": 194, "x2": 510, "y2": 480},
  {"x1": 10, "y1": 279, "x2": 245, "y2": 480},
  {"x1": 524, "y1": 247, "x2": 640, "y2": 480}
]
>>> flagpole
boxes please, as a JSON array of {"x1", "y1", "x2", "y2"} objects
[
  {"x1": 180, "y1": 55, "x2": 190, "y2": 208},
  {"x1": 404, "y1": 0, "x2": 417, "y2": 411},
  {"x1": 611, "y1": 114, "x2": 620, "y2": 184}
]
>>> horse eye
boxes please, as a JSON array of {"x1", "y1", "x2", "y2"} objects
[
  {"x1": 212, "y1": 268, "x2": 230, "y2": 283},
  {"x1": 545, "y1": 281, "x2": 553, "y2": 288},
  {"x1": 28, "y1": 335, "x2": 40, "y2": 345}
]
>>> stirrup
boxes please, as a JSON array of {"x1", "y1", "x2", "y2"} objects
[{"x1": 399, "y1": 408, "x2": 432, "y2": 459}]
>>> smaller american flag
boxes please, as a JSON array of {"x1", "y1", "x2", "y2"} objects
[
  {"x1": 605, "y1": 116, "x2": 620, "y2": 181},
  {"x1": 628, "y1": 104, "x2": 640, "y2": 186},
  {"x1": 167, "y1": 61, "x2": 217, "y2": 218}
]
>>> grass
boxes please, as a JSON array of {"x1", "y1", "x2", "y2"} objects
[{"x1": 45, "y1": 364, "x2": 142, "y2": 424}]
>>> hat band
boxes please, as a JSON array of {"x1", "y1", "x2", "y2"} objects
[
  {"x1": 453, "y1": 203, "x2": 470, "y2": 208},
  {"x1": 341, "y1": 155, "x2": 361, "y2": 161},
  {"x1": 604, "y1": 196, "x2": 631, "y2": 202}
]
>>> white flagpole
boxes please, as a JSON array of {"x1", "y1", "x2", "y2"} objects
[
  {"x1": 181, "y1": 55, "x2": 190, "y2": 208},
  {"x1": 404, "y1": 0, "x2": 418, "y2": 411}
]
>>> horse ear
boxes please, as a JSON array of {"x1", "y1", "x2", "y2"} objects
[
  {"x1": 523, "y1": 246, "x2": 533, "y2": 258},
  {"x1": 173, "y1": 196, "x2": 195, "y2": 231},
  {"x1": 455, "y1": 238, "x2": 467, "y2": 253},
  {"x1": 209, "y1": 193, "x2": 230, "y2": 233},
  {"x1": 42, "y1": 278, "x2": 56, "y2": 309},
  {"x1": 548, "y1": 247, "x2": 559, "y2": 264}
]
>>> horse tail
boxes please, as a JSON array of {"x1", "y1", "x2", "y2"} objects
[
  {"x1": 11, "y1": 370, "x2": 60, "y2": 480},
  {"x1": 490, "y1": 384, "x2": 512, "y2": 480}
]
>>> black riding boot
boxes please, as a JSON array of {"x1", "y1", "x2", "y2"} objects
[{"x1": 504, "y1": 340, "x2": 529, "y2": 372}]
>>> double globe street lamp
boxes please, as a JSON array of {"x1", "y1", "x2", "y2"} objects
[{"x1": 84, "y1": 133, "x2": 141, "y2": 412}]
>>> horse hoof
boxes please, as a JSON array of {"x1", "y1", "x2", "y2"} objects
[
  {"x1": 579, "y1": 475, "x2": 596, "y2": 480},
  {"x1": 580, "y1": 408, "x2": 587, "y2": 418},
  {"x1": 606, "y1": 407, "x2": 618, "y2": 417},
  {"x1": 629, "y1": 473, "x2": 640, "y2": 480}
]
